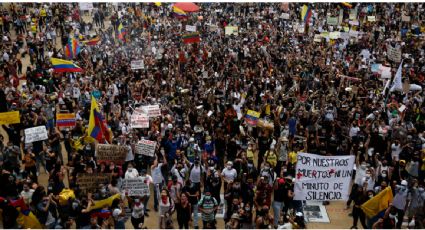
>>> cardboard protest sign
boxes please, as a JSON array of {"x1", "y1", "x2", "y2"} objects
[
  {"x1": 131, "y1": 60, "x2": 144, "y2": 70},
  {"x1": 245, "y1": 110, "x2": 261, "y2": 126},
  {"x1": 96, "y1": 144, "x2": 128, "y2": 164},
  {"x1": 130, "y1": 114, "x2": 149, "y2": 129},
  {"x1": 121, "y1": 178, "x2": 150, "y2": 196},
  {"x1": 135, "y1": 140, "x2": 157, "y2": 157},
  {"x1": 25, "y1": 126, "x2": 48, "y2": 143},
  {"x1": 0, "y1": 111, "x2": 20, "y2": 125},
  {"x1": 56, "y1": 113, "x2": 76, "y2": 128},
  {"x1": 225, "y1": 26, "x2": 239, "y2": 36},
  {"x1": 387, "y1": 46, "x2": 401, "y2": 63},
  {"x1": 327, "y1": 17, "x2": 338, "y2": 26},
  {"x1": 77, "y1": 173, "x2": 111, "y2": 192},
  {"x1": 139, "y1": 105, "x2": 161, "y2": 118},
  {"x1": 294, "y1": 153, "x2": 355, "y2": 201},
  {"x1": 185, "y1": 25, "x2": 196, "y2": 32}
]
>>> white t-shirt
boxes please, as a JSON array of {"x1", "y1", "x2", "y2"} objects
[
  {"x1": 221, "y1": 168, "x2": 238, "y2": 183},
  {"x1": 20, "y1": 189, "x2": 34, "y2": 205},
  {"x1": 349, "y1": 126, "x2": 360, "y2": 137},
  {"x1": 132, "y1": 203, "x2": 144, "y2": 219},
  {"x1": 391, "y1": 143, "x2": 402, "y2": 161},
  {"x1": 152, "y1": 163, "x2": 164, "y2": 184},
  {"x1": 189, "y1": 164, "x2": 204, "y2": 183},
  {"x1": 125, "y1": 168, "x2": 139, "y2": 179}
]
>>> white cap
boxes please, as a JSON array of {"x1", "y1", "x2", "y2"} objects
[
  {"x1": 167, "y1": 124, "x2": 173, "y2": 129},
  {"x1": 401, "y1": 180, "x2": 408, "y2": 186},
  {"x1": 189, "y1": 137, "x2": 195, "y2": 142}
]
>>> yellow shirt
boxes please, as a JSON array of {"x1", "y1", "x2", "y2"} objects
[
  {"x1": 40, "y1": 9, "x2": 47, "y2": 17},
  {"x1": 265, "y1": 151, "x2": 277, "y2": 168},
  {"x1": 247, "y1": 149, "x2": 254, "y2": 162},
  {"x1": 289, "y1": 151, "x2": 298, "y2": 164}
]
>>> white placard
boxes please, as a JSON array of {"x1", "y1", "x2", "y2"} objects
[
  {"x1": 122, "y1": 178, "x2": 150, "y2": 196},
  {"x1": 131, "y1": 60, "x2": 144, "y2": 70},
  {"x1": 25, "y1": 126, "x2": 48, "y2": 143},
  {"x1": 185, "y1": 25, "x2": 196, "y2": 32},
  {"x1": 130, "y1": 114, "x2": 149, "y2": 129},
  {"x1": 136, "y1": 139, "x2": 157, "y2": 157},
  {"x1": 79, "y1": 3, "x2": 94, "y2": 11},
  {"x1": 136, "y1": 105, "x2": 161, "y2": 118},
  {"x1": 294, "y1": 153, "x2": 355, "y2": 201},
  {"x1": 380, "y1": 66, "x2": 392, "y2": 79},
  {"x1": 282, "y1": 13, "x2": 290, "y2": 20},
  {"x1": 387, "y1": 46, "x2": 401, "y2": 63}
]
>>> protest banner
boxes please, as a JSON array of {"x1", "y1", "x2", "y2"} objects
[
  {"x1": 77, "y1": 173, "x2": 111, "y2": 192},
  {"x1": 130, "y1": 113, "x2": 149, "y2": 129},
  {"x1": 294, "y1": 153, "x2": 355, "y2": 201},
  {"x1": 225, "y1": 26, "x2": 239, "y2": 36},
  {"x1": 135, "y1": 139, "x2": 157, "y2": 157},
  {"x1": 121, "y1": 178, "x2": 150, "y2": 196},
  {"x1": 245, "y1": 110, "x2": 261, "y2": 126},
  {"x1": 282, "y1": 13, "x2": 290, "y2": 20},
  {"x1": 402, "y1": 14, "x2": 410, "y2": 22},
  {"x1": 56, "y1": 113, "x2": 76, "y2": 128},
  {"x1": 0, "y1": 111, "x2": 20, "y2": 125},
  {"x1": 139, "y1": 105, "x2": 161, "y2": 118},
  {"x1": 96, "y1": 144, "x2": 128, "y2": 164},
  {"x1": 25, "y1": 126, "x2": 48, "y2": 143},
  {"x1": 130, "y1": 60, "x2": 144, "y2": 70},
  {"x1": 387, "y1": 46, "x2": 401, "y2": 63},
  {"x1": 327, "y1": 17, "x2": 338, "y2": 26},
  {"x1": 314, "y1": 34, "x2": 322, "y2": 42},
  {"x1": 79, "y1": 3, "x2": 94, "y2": 11},
  {"x1": 185, "y1": 25, "x2": 196, "y2": 32},
  {"x1": 329, "y1": 32, "x2": 341, "y2": 40}
]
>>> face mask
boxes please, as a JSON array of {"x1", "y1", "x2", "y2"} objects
[
  {"x1": 382, "y1": 174, "x2": 387, "y2": 178},
  {"x1": 389, "y1": 214, "x2": 397, "y2": 219},
  {"x1": 419, "y1": 188, "x2": 424, "y2": 192},
  {"x1": 264, "y1": 166, "x2": 270, "y2": 170},
  {"x1": 365, "y1": 174, "x2": 371, "y2": 179},
  {"x1": 245, "y1": 207, "x2": 250, "y2": 211},
  {"x1": 248, "y1": 163, "x2": 253, "y2": 167},
  {"x1": 369, "y1": 194, "x2": 373, "y2": 198},
  {"x1": 72, "y1": 202, "x2": 79, "y2": 209},
  {"x1": 209, "y1": 167, "x2": 214, "y2": 171},
  {"x1": 206, "y1": 141, "x2": 211, "y2": 144},
  {"x1": 101, "y1": 188, "x2": 106, "y2": 193},
  {"x1": 361, "y1": 165, "x2": 367, "y2": 170},
  {"x1": 283, "y1": 169, "x2": 287, "y2": 173},
  {"x1": 227, "y1": 166, "x2": 232, "y2": 170}
]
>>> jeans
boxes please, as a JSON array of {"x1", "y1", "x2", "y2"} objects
[
  {"x1": 273, "y1": 201, "x2": 285, "y2": 226},
  {"x1": 153, "y1": 183, "x2": 163, "y2": 210},
  {"x1": 143, "y1": 195, "x2": 150, "y2": 212},
  {"x1": 192, "y1": 204, "x2": 199, "y2": 227}
]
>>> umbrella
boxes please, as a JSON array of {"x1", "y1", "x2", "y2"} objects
[{"x1": 174, "y1": 2, "x2": 200, "y2": 12}]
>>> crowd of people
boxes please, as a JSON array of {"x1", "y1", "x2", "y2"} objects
[{"x1": 0, "y1": 2, "x2": 424, "y2": 229}]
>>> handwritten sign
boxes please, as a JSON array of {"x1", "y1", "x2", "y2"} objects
[
  {"x1": 185, "y1": 25, "x2": 196, "y2": 32},
  {"x1": 79, "y1": 3, "x2": 94, "y2": 11},
  {"x1": 329, "y1": 32, "x2": 341, "y2": 40},
  {"x1": 130, "y1": 114, "x2": 149, "y2": 129},
  {"x1": 25, "y1": 126, "x2": 48, "y2": 143},
  {"x1": 0, "y1": 111, "x2": 20, "y2": 125},
  {"x1": 122, "y1": 178, "x2": 150, "y2": 196},
  {"x1": 314, "y1": 34, "x2": 322, "y2": 42},
  {"x1": 77, "y1": 173, "x2": 111, "y2": 192},
  {"x1": 380, "y1": 65, "x2": 392, "y2": 79},
  {"x1": 387, "y1": 46, "x2": 401, "y2": 63},
  {"x1": 56, "y1": 113, "x2": 76, "y2": 128},
  {"x1": 135, "y1": 140, "x2": 157, "y2": 157},
  {"x1": 96, "y1": 144, "x2": 128, "y2": 164},
  {"x1": 131, "y1": 60, "x2": 144, "y2": 70},
  {"x1": 282, "y1": 13, "x2": 290, "y2": 20},
  {"x1": 294, "y1": 153, "x2": 355, "y2": 201},
  {"x1": 139, "y1": 105, "x2": 161, "y2": 118},
  {"x1": 225, "y1": 26, "x2": 238, "y2": 36}
]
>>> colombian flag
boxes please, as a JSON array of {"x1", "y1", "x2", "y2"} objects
[
  {"x1": 82, "y1": 36, "x2": 101, "y2": 46},
  {"x1": 65, "y1": 36, "x2": 80, "y2": 59},
  {"x1": 118, "y1": 23, "x2": 126, "y2": 42},
  {"x1": 361, "y1": 187, "x2": 393, "y2": 221},
  {"x1": 89, "y1": 194, "x2": 121, "y2": 210},
  {"x1": 88, "y1": 96, "x2": 112, "y2": 143},
  {"x1": 173, "y1": 6, "x2": 187, "y2": 19},
  {"x1": 245, "y1": 110, "x2": 261, "y2": 126},
  {"x1": 301, "y1": 5, "x2": 312, "y2": 24},
  {"x1": 182, "y1": 32, "x2": 200, "y2": 44},
  {"x1": 51, "y1": 58, "x2": 83, "y2": 73}
]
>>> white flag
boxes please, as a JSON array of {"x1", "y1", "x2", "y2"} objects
[
  {"x1": 382, "y1": 79, "x2": 390, "y2": 95},
  {"x1": 390, "y1": 61, "x2": 403, "y2": 92}
]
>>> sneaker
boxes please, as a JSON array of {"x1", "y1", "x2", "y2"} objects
[
  {"x1": 146, "y1": 208, "x2": 150, "y2": 212},
  {"x1": 144, "y1": 212, "x2": 149, "y2": 217}
]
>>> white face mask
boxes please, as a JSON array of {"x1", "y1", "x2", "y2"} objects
[
  {"x1": 382, "y1": 174, "x2": 387, "y2": 178},
  {"x1": 264, "y1": 166, "x2": 270, "y2": 170},
  {"x1": 209, "y1": 167, "x2": 214, "y2": 171},
  {"x1": 419, "y1": 188, "x2": 424, "y2": 192},
  {"x1": 227, "y1": 166, "x2": 232, "y2": 170}
]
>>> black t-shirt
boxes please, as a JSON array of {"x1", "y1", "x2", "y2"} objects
[
  {"x1": 182, "y1": 185, "x2": 198, "y2": 205},
  {"x1": 274, "y1": 183, "x2": 288, "y2": 202}
]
